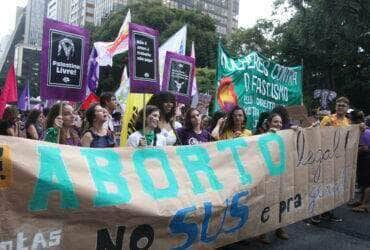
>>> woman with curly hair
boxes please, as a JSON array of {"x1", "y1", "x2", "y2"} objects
[{"x1": 147, "y1": 91, "x2": 182, "y2": 145}]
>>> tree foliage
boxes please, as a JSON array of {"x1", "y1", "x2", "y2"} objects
[{"x1": 272, "y1": 0, "x2": 370, "y2": 112}]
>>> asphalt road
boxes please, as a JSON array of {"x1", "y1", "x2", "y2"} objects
[{"x1": 222, "y1": 203, "x2": 370, "y2": 250}]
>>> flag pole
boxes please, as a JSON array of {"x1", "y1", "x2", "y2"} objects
[
  {"x1": 57, "y1": 101, "x2": 63, "y2": 143},
  {"x1": 142, "y1": 93, "x2": 146, "y2": 136},
  {"x1": 301, "y1": 58, "x2": 304, "y2": 106}
]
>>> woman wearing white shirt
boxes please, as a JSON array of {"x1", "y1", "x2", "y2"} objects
[
  {"x1": 147, "y1": 91, "x2": 182, "y2": 145},
  {"x1": 127, "y1": 105, "x2": 166, "y2": 147}
]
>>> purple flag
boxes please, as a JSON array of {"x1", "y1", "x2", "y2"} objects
[
  {"x1": 86, "y1": 47, "x2": 99, "y2": 93},
  {"x1": 128, "y1": 23, "x2": 159, "y2": 94},
  {"x1": 18, "y1": 82, "x2": 30, "y2": 111},
  {"x1": 40, "y1": 18, "x2": 90, "y2": 102}
]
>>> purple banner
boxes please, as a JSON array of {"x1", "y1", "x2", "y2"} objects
[
  {"x1": 40, "y1": 18, "x2": 89, "y2": 102},
  {"x1": 162, "y1": 52, "x2": 195, "y2": 104},
  {"x1": 129, "y1": 23, "x2": 159, "y2": 94}
]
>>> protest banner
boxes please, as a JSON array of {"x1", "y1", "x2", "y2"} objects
[
  {"x1": 162, "y1": 52, "x2": 195, "y2": 104},
  {"x1": 40, "y1": 18, "x2": 89, "y2": 102},
  {"x1": 129, "y1": 23, "x2": 159, "y2": 94},
  {"x1": 215, "y1": 43, "x2": 302, "y2": 129},
  {"x1": 0, "y1": 126, "x2": 359, "y2": 249}
]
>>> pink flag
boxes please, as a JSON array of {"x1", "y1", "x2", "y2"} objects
[{"x1": 0, "y1": 64, "x2": 18, "y2": 118}]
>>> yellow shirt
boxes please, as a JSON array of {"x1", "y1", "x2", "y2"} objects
[
  {"x1": 220, "y1": 129, "x2": 253, "y2": 140},
  {"x1": 320, "y1": 114, "x2": 350, "y2": 127}
]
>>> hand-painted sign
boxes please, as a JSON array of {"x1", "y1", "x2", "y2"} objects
[
  {"x1": 162, "y1": 52, "x2": 195, "y2": 104},
  {"x1": 40, "y1": 18, "x2": 89, "y2": 102},
  {"x1": 129, "y1": 23, "x2": 159, "y2": 94},
  {"x1": 0, "y1": 126, "x2": 359, "y2": 249}
]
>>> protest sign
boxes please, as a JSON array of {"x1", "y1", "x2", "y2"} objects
[
  {"x1": 215, "y1": 43, "x2": 302, "y2": 129},
  {"x1": 162, "y1": 52, "x2": 195, "y2": 104},
  {"x1": 0, "y1": 126, "x2": 359, "y2": 249},
  {"x1": 129, "y1": 23, "x2": 159, "y2": 94},
  {"x1": 40, "y1": 18, "x2": 89, "y2": 102}
]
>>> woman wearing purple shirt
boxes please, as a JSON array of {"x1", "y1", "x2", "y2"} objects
[{"x1": 176, "y1": 108, "x2": 212, "y2": 145}]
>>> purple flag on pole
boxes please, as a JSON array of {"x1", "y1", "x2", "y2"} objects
[
  {"x1": 18, "y1": 82, "x2": 30, "y2": 111},
  {"x1": 162, "y1": 51, "x2": 195, "y2": 104},
  {"x1": 40, "y1": 18, "x2": 90, "y2": 102},
  {"x1": 128, "y1": 23, "x2": 159, "y2": 94},
  {"x1": 86, "y1": 47, "x2": 99, "y2": 93}
]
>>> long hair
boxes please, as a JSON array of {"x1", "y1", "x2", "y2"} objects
[
  {"x1": 134, "y1": 105, "x2": 160, "y2": 133},
  {"x1": 46, "y1": 102, "x2": 79, "y2": 145},
  {"x1": 147, "y1": 91, "x2": 176, "y2": 123},
  {"x1": 223, "y1": 106, "x2": 247, "y2": 132},
  {"x1": 272, "y1": 105, "x2": 290, "y2": 128},
  {"x1": 2, "y1": 106, "x2": 19, "y2": 124},
  {"x1": 25, "y1": 109, "x2": 42, "y2": 129},
  {"x1": 184, "y1": 107, "x2": 199, "y2": 131},
  {"x1": 85, "y1": 103, "x2": 99, "y2": 127},
  {"x1": 267, "y1": 113, "x2": 282, "y2": 129}
]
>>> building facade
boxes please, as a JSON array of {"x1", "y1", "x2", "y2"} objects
[
  {"x1": 94, "y1": 0, "x2": 127, "y2": 26},
  {"x1": 163, "y1": 0, "x2": 239, "y2": 34},
  {"x1": 24, "y1": 0, "x2": 48, "y2": 47},
  {"x1": 47, "y1": 0, "x2": 72, "y2": 23},
  {"x1": 70, "y1": 0, "x2": 95, "y2": 27}
]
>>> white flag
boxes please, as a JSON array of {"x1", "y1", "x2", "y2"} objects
[
  {"x1": 159, "y1": 25, "x2": 187, "y2": 88},
  {"x1": 190, "y1": 41, "x2": 199, "y2": 107},
  {"x1": 94, "y1": 10, "x2": 131, "y2": 66},
  {"x1": 115, "y1": 66, "x2": 130, "y2": 111}
]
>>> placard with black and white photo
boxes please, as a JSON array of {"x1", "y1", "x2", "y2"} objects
[{"x1": 162, "y1": 52, "x2": 195, "y2": 104}]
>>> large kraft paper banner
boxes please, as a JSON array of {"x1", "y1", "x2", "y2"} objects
[{"x1": 0, "y1": 126, "x2": 359, "y2": 249}]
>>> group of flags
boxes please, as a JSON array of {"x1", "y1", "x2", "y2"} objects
[{"x1": 0, "y1": 9, "x2": 198, "y2": 144}]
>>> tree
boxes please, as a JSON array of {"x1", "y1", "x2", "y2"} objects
[
  {"x1": 272, "y1": 0, "x2": 370, "y2": 113},
  {"x1": 92, "y1": 1, "x2": 218, "y2": 94}
]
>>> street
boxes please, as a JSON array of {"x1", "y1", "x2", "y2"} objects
[{"x1": 224, "y1": 203, "x2": 370, "y2": 250}]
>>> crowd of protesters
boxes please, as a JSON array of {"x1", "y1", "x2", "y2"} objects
[{"x1": 0, "y1": 91, "x2": 369, "y2": 244}]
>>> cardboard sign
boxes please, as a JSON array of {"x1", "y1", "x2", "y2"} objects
[
  {"x1": 0, "y1": 126, "x2": 359, "y2": 249},
  {"x1": 162, "y1": 52, "x2": 195, "y2": 103},
  {"x1": 129, "y1": 23, "x2": 159, "y2": 94},
  {"x1": 40, "y1": 18, "x2": 89, "y2": 101}
]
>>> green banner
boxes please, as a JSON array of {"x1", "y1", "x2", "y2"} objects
[{"x1": 215, "y1": 43, "x2": 303, "y2": 129}]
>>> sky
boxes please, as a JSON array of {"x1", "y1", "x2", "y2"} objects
[{"x1": 0, "y1": 0, "x2": 274, "y2": 40}]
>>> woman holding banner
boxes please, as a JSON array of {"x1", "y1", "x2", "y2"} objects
[
  {"x1": 44, "y1": 102, "x2": 80, "y2": 146},
  {"x1": 257, "y1": 113, "x2": 289, "y2": 244},
  {"x1": 211, "y1": 106, "x2": 252, "y2": 140},
  {"x1": 176, "y1": 108, "x2": 212, "y2": 145},
  {"x1": 127, "y1": 105, "x2": 166, "y2": 147},
  {"x1": 80, "y1": 103, "x2": 115, "y2": 148},
  {"x1": 147, "y1": 91, "x2": 182, "y2": 146}
]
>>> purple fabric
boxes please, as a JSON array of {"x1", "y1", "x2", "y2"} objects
[
  {"x1": 18, "y1": 82, "x2": 29, "y2": 111},
  {"x1": 176, "y1": 128, "x2": 212, "y2": 145},
  {"x1": 360, "y1": 128, "x2": 370, "y2": 148},
  {"x1": 162, "y1": 51, "x2": 195, "y2": 104},
  {"x1": 40, "y1": 18, "x2": 90, "y2": 102},
  {"x1": 86, "y1": 47, "x2": 99, "y2": 92},
  {"x1": 128, "y1": 23, "x2": 159, "y2": 94}
]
